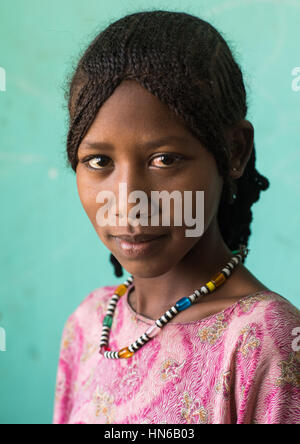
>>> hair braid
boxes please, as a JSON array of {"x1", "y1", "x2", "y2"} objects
[{"x1": 64, "y1": 10, "x2": 270, "y2": 277}]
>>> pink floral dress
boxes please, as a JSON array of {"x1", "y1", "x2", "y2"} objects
[{"x1": 52, "y1": 283, "x2": 300, "y2": 424}]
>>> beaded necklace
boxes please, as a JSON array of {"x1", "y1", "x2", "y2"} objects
[{"x1": 99, "y1": 243, "x2": 249, "y2": 359}]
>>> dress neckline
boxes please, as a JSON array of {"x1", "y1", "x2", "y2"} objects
[{"x1": 124, "y1": 283, "x2": 275, "y2": 326}]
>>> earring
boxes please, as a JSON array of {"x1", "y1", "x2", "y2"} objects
[{"x1": 227, "y1": 177, "x2": 238, "y2": 205}]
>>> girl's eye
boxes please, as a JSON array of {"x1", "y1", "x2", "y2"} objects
[
  {"x1": 83, "y1": 155, "x2": 112, "y2": 170},
  {"x1": 150, "y1": 154, "x2": 183, "y2": 168}
]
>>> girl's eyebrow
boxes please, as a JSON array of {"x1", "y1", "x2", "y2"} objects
[{"x1": 79, "y1": 135, "x2": 190, "y2": 151}]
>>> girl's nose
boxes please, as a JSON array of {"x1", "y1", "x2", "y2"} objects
[{"x1": 113, "y1": 167, "x2": 157, "y2": 225}]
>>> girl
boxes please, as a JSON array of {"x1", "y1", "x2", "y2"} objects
[{"x1": 53, "y1": 10, "x2": 300, "y2": 424}]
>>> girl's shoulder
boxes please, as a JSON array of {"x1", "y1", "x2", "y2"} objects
[
  {"x1": 226, "y1": 290, "x2": 300, "y2": 356},
  {"x1": 231, "y1": 290, "x2": 300, "y2": 322}
]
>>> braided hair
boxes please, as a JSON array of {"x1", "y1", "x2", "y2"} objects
[{"x1": 64, "y1": 10, "x2": 270, "y2": 278}]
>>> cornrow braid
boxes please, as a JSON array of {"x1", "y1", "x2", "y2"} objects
[{"x1": 64, "y1": 10, "x2": 270, "y2": 278}]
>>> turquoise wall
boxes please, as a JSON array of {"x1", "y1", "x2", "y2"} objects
[{"x1": 0, "y1": 0, "x2": 299, "y2": 424}]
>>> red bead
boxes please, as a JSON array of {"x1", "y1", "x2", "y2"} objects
[{"x1": 99, "y1": 345, "x2": 111, "y2": 355}]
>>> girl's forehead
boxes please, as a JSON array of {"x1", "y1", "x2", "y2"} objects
[
  {"x1": 81, "y1": 81, "x2": 192, "y2": 141},
  {"x1": 97, "y1": 80, "x2": 176, "y2": 120}
]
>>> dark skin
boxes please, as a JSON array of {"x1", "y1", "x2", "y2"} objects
[{"x1": 76, "y1": 79, "x2": 270, "y2": 323}]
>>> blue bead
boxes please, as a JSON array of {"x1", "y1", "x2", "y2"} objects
[{"x1": 175, "y1": 297, "x2": 192, "y2": 312}]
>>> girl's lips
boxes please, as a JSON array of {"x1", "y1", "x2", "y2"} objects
[{"x1": 113, "y1": 235, "x2": 167, "y2": 258}]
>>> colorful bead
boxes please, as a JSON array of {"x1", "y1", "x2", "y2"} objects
[
  {"x1": 200, "y1": 286, "x2": 209, "y2": 296},
  {"x1": 118, "y1": 347, "x2": 134, "y2": 359},
  {"x1": 188, "y1": 293, "x2": 197, "y2": 303},
  {"x1": 206, "y1": 281, "x2": 216, "y2": 292},
  {"x1": 211, "y1": 272, "x2": 226, "y2": 287},
  {"x1": 145, "y1": 324, "x2": 161, "y2": 338},
  {"x1": 114, "y1": 284, "x2": 128, "y2": 297},
  {"x1": 103, "y1": 315, "x2": 113, "y2": 327},
  {"x1": 222, "y1": 267, "x2": 230, "y2": 277},
  {"x1": 175, "y1": 296, "x2": 192, "y2": 312},
  {"x1": 104, "y1": 350, "x2": 119, "y2": 359},
  {"x1": 99, "y1": 345, "x2": 111, "y2": 355}
]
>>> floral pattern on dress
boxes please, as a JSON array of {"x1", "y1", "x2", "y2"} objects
[
  {"x1": 160, "y1": 358, "x2": 186, "y2": 382},
  {"x1": 275, "y1": 351, "x2": 300, "y2": 389},
  {"x1": 237, "y1": 293, "x2": 273, "y2": 314},
  {"x1": 197, "y1": 313, "x2": 228, "y2": 345},
  {"x1": 238, "y1": 325, "x2": 261, "y2": 357},
  {"x1": 117, "y1": 357, "x2": 141, "y2": 388},
  {"x1": 180, "y1": 391, "x2": 209, "y2": 424},
  {"x1": 93, "y1": 385, "x2": 115, "y2": 423}
]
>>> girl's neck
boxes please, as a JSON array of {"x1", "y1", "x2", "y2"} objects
[{"x1": 127, "y1": 217, "x2": 236, "y2": 320}]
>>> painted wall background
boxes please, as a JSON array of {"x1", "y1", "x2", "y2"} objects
[{"x1": 0, "y1": 0, "x2": 299, "y2": 424}]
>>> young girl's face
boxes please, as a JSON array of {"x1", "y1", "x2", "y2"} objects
[{"x1": 76, "y1": 79, "x2": 224, "y2": 277}]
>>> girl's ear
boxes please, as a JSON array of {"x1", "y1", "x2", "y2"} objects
[{"x1": 226, "y1": 120, "x2": 254, "y2": 178}]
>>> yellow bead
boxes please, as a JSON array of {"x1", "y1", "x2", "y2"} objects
[
  {"x1": 118, "y1": 347, "x2": 134, "y2": 359},
  {"x1": 206, "y1": 281, "x2": 216, "y2": 292},
  {"x1": 211, "y1": 272, "x2": 226, "y2": 287},
  {"x1": 114, "y1": 284, "x2": 128, "y2": 297}
]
